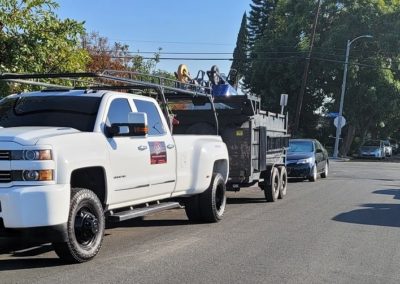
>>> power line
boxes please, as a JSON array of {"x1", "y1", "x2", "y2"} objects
[
  {"x1": 107, "y1": 38, "x2": 235, "y2": 46},
  {"x1": 108, "y1": 55, "x2": 399, "y2": 71},
  {"x1": 112, "y1": 56, "x2": 233, "y2": 61},
  {"x1": 99, "y1": 48, "x2": 400, "y2": 59},
  {"x1": 311, "y1": 57, "x2": 399, "y2": 71}
]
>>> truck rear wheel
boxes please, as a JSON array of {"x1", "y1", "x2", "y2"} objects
[
  {"x1": 185, "y1": 173, "x2": 226, "y2": 223},
  {"x1": 184, "y1": 195, "x2": 201, "y2": 222},
  {"x1": 278, "y1": 166, "x2": 288, "y2": 199},
  {"x1": 53, "y1": 188, "x2": 105, "y2": 263},
  {"x1": 264, "y1": 167, "x2": 280, "y2": 202}
]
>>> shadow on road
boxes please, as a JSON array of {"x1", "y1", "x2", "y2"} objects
[
  {"x1": 0, "y1": 241, "x2": 65, "y2": 270},
  {"x1": 0, "y1": 258, "x2": 64, "y2": 271},
  {"x1": 107, "y1": 218, "x2": 191, "y2": 229},
  {"x1": 373, "y1": 188, "x2": 400, "y2": 200},
  {"x1": 0, "y1": 217, "x2": 193, "y2": 268},
  {"x1": 333, "y1": 188, "x2": 400, "y2": 227},
  {"x1": 227, "y1": 197, "x2": 266, "y2": 204},
  {"x1": 288, "y1": 178, "x2": 307, "y2": 183}
]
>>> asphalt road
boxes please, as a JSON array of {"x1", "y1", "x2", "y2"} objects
[{"x1": 2, "y1": 160, "x2": 400, "y2": 283}]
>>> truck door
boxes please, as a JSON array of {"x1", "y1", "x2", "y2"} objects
[
  {"x1": 104, "y1": 98, "x2": 151, "y2": 205},
  {"x1": 133, "y1": 99, "x2": 177, "y2": 197}
]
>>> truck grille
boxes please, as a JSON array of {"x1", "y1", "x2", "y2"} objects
[
  {"x1": 0, "y1": 171, "x2": 12, "y2": 183},
  {"x1": 0, "y1": 151, "x2": 10, "y2": 160}
]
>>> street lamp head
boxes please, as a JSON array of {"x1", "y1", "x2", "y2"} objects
[{"x1": 349, "y1": 35, "x2": 373, "y2": 45}]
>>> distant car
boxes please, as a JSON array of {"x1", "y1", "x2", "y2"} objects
[
  {"x1": 383, "y1": 140, "x2": 393, "y2": 157},
  {"x1": 286, "y1": 139, "x2": 329, "y2": 182},
  {"x1": 389, "y1": 139, "x2": 399, "y2": 154},
  {"x1": 359, "y1": 140, "x2": 385, "y2": 159}
]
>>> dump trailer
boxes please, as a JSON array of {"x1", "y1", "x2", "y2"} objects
[{"x1": 167, "y1": 65, "x2": 290, "y2": 202}]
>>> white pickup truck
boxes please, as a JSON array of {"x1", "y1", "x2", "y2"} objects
[{"x1": 0, "y1": 89, "x2": 229, "y2": 262}]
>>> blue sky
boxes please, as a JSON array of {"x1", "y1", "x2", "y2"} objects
[{"x1": 56, "y1": 0, "x2": 251, "y2": 75}]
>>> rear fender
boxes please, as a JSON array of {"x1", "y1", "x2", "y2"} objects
[{"x1": 189, "y1": 141, "x2": 229, "y2": 195}]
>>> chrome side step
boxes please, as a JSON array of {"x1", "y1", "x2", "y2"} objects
[{"x1": 107, "y1": 202, "x2": 181, "y2": 222}]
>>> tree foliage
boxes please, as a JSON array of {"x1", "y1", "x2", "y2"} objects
[
  {"x1": 83, "y1": 32, "x2": 162, "y2": 74},
  {"x1": 247, "y1": 0, "x2": 278, "y2": 47},
  {"x1": 0, "y1": 1, "x2": 173, "y2": 94},
  {"x1": 0, "y1": 0, "x2": 89, "y2": 73},
  {"x1": 245, "y1": 0, "x2": 400, "y2": 154},
  {"x1": 231, "y1": 12, "x2": 249, "y2": 82},
  {"x1": 0, "y1": 0, "x2": 89, "y2": 93}
]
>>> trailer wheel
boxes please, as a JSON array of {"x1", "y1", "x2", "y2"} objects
[
  {"x1": 264, "y1": 167, "x2": 280, "y2": 202},
  {"x1": 278, "y1": 166, "x2": 288, "y2": 199},
  {"x1": 53, "y1": 188, "x2": 105, "y2": 263},
  {"x1": 185, "y1": 173, "x2": 226, "y2": 223}
]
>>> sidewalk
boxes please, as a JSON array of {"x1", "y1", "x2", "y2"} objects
[{"x1": 329, "y1": 157, "x2": 351, "y2": 162}]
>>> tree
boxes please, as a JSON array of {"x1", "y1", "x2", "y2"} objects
[
  {"x1": 244, "y1": 0, "x2": 400, "y2": 154},
  {"x1": 230, "y1": 12, "x2": 249, "y2": 85},
  {"x1": 245, "y1": 0, "x2": 279, "y2": 90},
  {"x1": 83, "y1": 32, "x2": 131, "y2": 72},
  {"x1": 84, "y1": 33, "x2": 167, "y2": 75},
  {"x1": 247, "y1": 0, "x2": 278, "y2": 47},
  {"x1": 0, "y1": 0, "x2": 89, "y2": 93},
  {"x1": 0, "y1": 0, "x2": 89, "y2": 73}
]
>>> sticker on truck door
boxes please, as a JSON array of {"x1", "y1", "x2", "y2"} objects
[{"x1": 148, "y1": 142, "x2": 167, "y2": 164}]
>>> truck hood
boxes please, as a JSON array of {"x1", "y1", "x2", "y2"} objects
[{"x1": 0, "y1": 126, "x2": 80, "y2": 145}]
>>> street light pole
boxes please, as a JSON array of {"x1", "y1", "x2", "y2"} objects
[{"x1": 332, "y1": 35, "x2": 373, "y2": 158}]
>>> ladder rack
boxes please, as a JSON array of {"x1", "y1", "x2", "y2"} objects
[
  {"x1": 0, "y1": 71, "x2": 213, "y2": 98},
  {"x1": 0, "y1": 70, "x2": 219, "y2": 133}
]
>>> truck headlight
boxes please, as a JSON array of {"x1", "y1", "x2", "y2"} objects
[
  {"x1": 297, "y1": 157, "x2": 313, "y2": 164},
  {"x1": 11, "y1": 150, "x2": 52, "y2": 160},
  {"x1": 22, "y1": 170, "x2": 53, "y2": 181}
]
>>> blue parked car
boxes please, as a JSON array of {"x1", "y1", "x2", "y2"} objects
[
  {"x1": 358, "y1": 140, "x2": 385, "y2": 159},
  {"x1": 286, "y1": 139, "x2": 329, "y2": 182}
]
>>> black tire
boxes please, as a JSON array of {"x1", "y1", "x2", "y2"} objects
[
  {"x1": 321, "y1": 162, "x2": 329, "y2": 178},
  {"x1": 184, "y1": 195, "x2": 201, "y2": 222},
  {"x1": 308, "y1": 165, "x2": 317, "y2": 182},
  {"x1": 185, "y1": 173, "x2": 226, "y2": 223},
  {"x1": 53, "y1": 188, "x2": 105, "y2": 263},
  {"x1": 278, "y1": 167, "x2": 288, "y2": 199},
  {"x1": 264, "y1": 167, "x2": 280, "y2": 202}
]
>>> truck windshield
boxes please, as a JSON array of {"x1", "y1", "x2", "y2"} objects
[{"x1": 0, "y1": 96, "x2": 101, "y2": 132}]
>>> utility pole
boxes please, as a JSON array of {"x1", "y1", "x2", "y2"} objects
[{"x1": 293, "y1": 0, "x2": 322, "y2": 136}]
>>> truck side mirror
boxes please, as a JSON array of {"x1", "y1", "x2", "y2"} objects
[
  {"x1": 105, "y1": 112, "x2": 148, "y2": 137},
  {"x1": 128, "y1": 112, "x2": 148, "y2": 136}
]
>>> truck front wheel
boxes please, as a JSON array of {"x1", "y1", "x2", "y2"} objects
[
  {"x1": 185, "y1": 173, "x2": 226, "y2": 223},
  {"x1": 53, "y1": 188, "x2": 105, "y2": 263}
]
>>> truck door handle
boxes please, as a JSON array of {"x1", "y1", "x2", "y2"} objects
[
  {"x1": 138, "y1": 145, "x2": 148, "y2": 151},
  {"x1": 167, "y1": 144, "x2": 175, "y2": 149}
]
